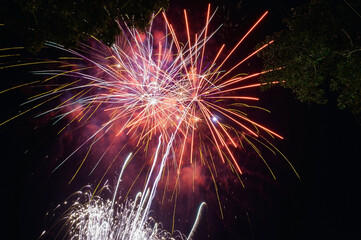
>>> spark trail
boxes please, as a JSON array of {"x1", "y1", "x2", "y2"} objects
[{"x1": 40, "y1": 136, "x2": 207, "y2": 240}]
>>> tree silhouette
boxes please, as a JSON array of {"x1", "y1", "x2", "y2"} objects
[
  {"x1": 258, "y1": 0, "x2": 361, "y2": 114},
  {"x1": 0, "y1": 0, "x2": 169, "y2": 52}
]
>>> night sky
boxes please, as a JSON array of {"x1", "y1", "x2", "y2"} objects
[{"x1": 1, "y1": 0, "x2": 361, "y2": 239}]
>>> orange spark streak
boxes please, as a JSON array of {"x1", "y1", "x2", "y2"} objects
[
  {"x1": 206, "y1": 101, "x2": 283, "y2": 139},
  {"x1": 201, "y1": 103, "x2": 242, "y2": 174},
  {"x1": 216, "y1": 11, "x2": 268, "y2": 72},
  {"x1": 205, "y1": 96, "x2": 259, "y2": 101},
  {"x1": 218, "y1": 41, "x2": 274, "y2": 82},
  {"x1": 199, "y1": 3, "x2": 211, "y2": 75},
  {"x1": 203, "y1": 101, "x2": 259, "y2": 137},
  {"x1": 184, "y1": 9, "x2": 194, "y2": 69}
]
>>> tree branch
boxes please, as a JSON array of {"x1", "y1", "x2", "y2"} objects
[
  {"x1": 341, "y1": 28, "x2": 353, "y2": 47},
  {"x1": 344, "y1": 0, "x2": 361, "y2": 18}
]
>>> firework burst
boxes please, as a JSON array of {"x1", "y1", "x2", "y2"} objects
[{"x1": 1, "y1": 5, "x2": 299, "y2": 199}]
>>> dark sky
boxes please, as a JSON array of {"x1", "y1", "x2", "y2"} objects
[{"x1": 1, "y1": 0, "x2": 361, "y2": 239}]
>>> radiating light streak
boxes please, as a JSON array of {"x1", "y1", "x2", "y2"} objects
[
  {"x1": 42, "y1": 135, "x2": 204, "y2": 240},
  {"x1": 1, "y1": 6, "x2": 300, "y2": 193},
  {"x1": 187, "y1": 202, "x2": 207, "y2": 240}
]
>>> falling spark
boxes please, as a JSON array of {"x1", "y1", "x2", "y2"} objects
[{"x1": 40, "y1": 136, "x2": 206, "y2": 240}]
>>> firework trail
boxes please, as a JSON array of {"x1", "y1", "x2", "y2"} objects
[
  {"x1": 40, "y1": 136, "x2": 206, "y2": 240},
  {"x1": 1, "y1": 5, "x2": 299, "y2": 195}
]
